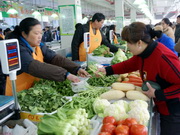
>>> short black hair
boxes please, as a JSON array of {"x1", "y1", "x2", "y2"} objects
[
  {"x1": 110, "y1": 25, "x2": 116, "y2": 31},
  {"x1": 177, "y1": 15, "x2": 180, "y2": 18},
  {"x1": 0, "y1": 28, "x2": 2, "y2": 32},
  {"x1": 75, "y1": 23, "x2": 82, "y2": 29},
  {"x1": 92, "y1": 13, "x2": 105, "y2": 22}
]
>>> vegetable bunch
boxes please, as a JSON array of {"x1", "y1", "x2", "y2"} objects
[
  {"x1": 18, "y1": 85, "x2": 68, "y2": 114},
  {"x1": 38, "y1": 108, "x2": 90, "y2": 135},
  {"x1": 93, "y1": 45, "x2": 113, "y2": 57},
  {"x1": 62, "y1": 86, "x2": 109, "y2": 118},
  {"x1": 111, "y1": 49, "x2": 127, "y2": 65},
  {"x1": 18, "y1": 79, "x2": 74, "y2": 114},
  {"x1": 87, "y1": 75, "x2": 117, "y2": 87}
]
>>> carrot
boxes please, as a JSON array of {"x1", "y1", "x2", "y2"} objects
[{"x1": 129, "y1": 78, "x2": 143, "y2": 83}]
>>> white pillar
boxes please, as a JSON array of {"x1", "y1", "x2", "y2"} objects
[
  {"x1": 58, "y1": 0, "x2": 82, "y2": 53},
  {"x1": 130, "y1": 8, "x2": 136, "y2": 23},
  {"x1": 115, "y1": 0, "x2": 124, "y2": 34}
]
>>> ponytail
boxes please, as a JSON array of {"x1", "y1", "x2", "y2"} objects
[{"x1": 7, "y1": 25, "x2": 22, "y2": 39}]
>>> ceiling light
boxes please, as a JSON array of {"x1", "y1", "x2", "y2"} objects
[
  {"x1": 32, "y1": 11, "x2": 41, "y2": 16},
  {"x1": 133, "y1": 0, "x2": 146, "y2": 5},
  {"x1": 51, "y1": 13, "x2": 58, "y2": 18},
  {"x1": 7, "y1": 8, "x2": 18, "y2": 14}
]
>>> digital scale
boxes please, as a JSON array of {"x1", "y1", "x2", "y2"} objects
[
  {"x1": 109, "y1": 30, "x2": 114, "y2": 44},
  {"x1": 0, "y1": 39, "x2": 21, "y2": 125},
  {"x1": 84, "y1": 32, "x2": 90, "y2": 69}
]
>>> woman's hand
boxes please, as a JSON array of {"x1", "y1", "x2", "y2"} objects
[
  {"x1": 142, "y1": 82, "x2": 156, "y2": 98},
  {"x1": 67, "y1": 74, "x2": 80, "y2": 83},
  {"x1": 77, "y1": 68, "x2": 90, "y2": 77},
  {"x1": 95, "y1": 68, "x2": 106, "y2": 77}
]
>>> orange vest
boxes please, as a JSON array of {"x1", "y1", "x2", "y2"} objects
[
  {"x1": 114, "y1": 34, "x2": 119, "y2": 44},
  {"x1": 5, "y1": 46, "x2": 44, "y2": 96},
  {"x1": 0, "y1": 34, "x2": 4, "y2": 39},
  {"x1": 79, "y1": 23, "x2": 102, "y2": 61}
]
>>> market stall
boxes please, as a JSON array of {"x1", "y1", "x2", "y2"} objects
[{"x1": 0, "y1": 39, "x2": 160, "y2": 135}]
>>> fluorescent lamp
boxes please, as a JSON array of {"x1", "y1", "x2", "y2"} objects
[
  {"x1": 7, "y1": 8, "x2": 18, "y2": 14},
  {"x1": 32, "y1": 11, "x2": 41, "y2": 16},
  {"x1": 133, "y1": 0, "x2": 146, "y2": 5},
  {"x1": 51, "y1": 13, "x2": 58, "y2": 18}
]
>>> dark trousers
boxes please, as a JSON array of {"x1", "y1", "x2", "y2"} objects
[{"x1": 160, "y1": 114, "x2": 180, "y2": 135}]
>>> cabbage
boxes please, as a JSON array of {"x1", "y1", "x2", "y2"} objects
[
  {"x1": 129, "y1": 100, "x2": 148, "y2": 110},
  {"x1": 103, "y1": 104, "x2": 128, "y2": 121},
  {"x1": 128, "y1": 107, "x2": 150, "y2": 126},
  {"x1": 111, "y1": 49, "x2": 127, "y2": 65},
  {"x1": 93, "y1": 98, "x2": 110, "y2": 117},
  {"x1": 113, "y1": 100, "x2": 129, "y2": 112}
]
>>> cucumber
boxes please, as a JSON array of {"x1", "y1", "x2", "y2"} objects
[{"x1": 142, "y1": 81, "x2": 161, "y2": 91}]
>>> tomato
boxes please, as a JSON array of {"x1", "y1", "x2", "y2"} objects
[
  {"x1": 115, "y1": 125, "x2": 129, "y2": 135},
  {"x1": 103, "y1": 116, "x2": 117, "y2": 126},
  {"x1": 122, "y1": 118, "x2": 138, "y2": 127},
  {"x1": 116, "y1": 120, "x2": 125, "y2": 126},
  {"x1": 101, "y1": 123, "x2": 116, "y2": 135},
  {"x1": 98, "y1": 132, "x2": 111, "y2": 135},
  {"x1": 130, "y1": 124, "x2": 148, "y2": 135}
]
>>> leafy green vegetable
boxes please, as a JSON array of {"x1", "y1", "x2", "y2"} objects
[
  {"x1": 92, "y1": 45, "x2": 113, "y2": 57},
  {"x1": 38, "y1": 108, "x2": 90, "y2": 135},
  {"x1": 111, "y1": 48, "x2": 127, "y2": 65},
  {"x1": 18, "y1": 86, "x2": 68, "y2": 113},
  {"x1": 18, "y1": 79, "x2": 74, "y2": 113},
  {"x1": 33, "y1": 79, "x2": 74, "y2": 96},
  {"x1": 87, "y1": 75, "x2": 117, "y2": 87},
  {"x1": 125, "y1": 51, "x2": 133, "y2": 59},
  {"x1": 62, "y1": 86, "x2": 109, "y2": 118}
]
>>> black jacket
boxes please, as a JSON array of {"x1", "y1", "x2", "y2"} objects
[
  {"x1": 175, "y1": 24, "x2": 180, "y2": 43},
  {"x1": 71, "y1": 21, "x2": 118, "y2": 61}
]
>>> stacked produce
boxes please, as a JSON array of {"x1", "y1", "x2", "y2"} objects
[
  {"x1": 38, "y1": 108, "x2": 90, "y2": 135},
  {"x1": 92, "y1": 45, "x2": 113, "y2": 57},
  {"x1": 99, "y1": 116, "x2": 148, "y2": 135},
  {"x1": 93, "y1": 99, "x2": 150, "y2": 126},
  {"x1": 99, "y1": 81, "x2": 149, "y2": 101},
  {"x1": 117, "y1": 72, "x2": 143, "y2": 87},
  {"x1": 18, "y1": 79, "x2": 73, "y2": 114}
]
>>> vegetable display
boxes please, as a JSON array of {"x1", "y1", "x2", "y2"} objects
[
  {"x1": 87, "y1": 75, "x2": 117, "y2": 87},
  {"x1": 18, "y1": 79, "x2": 74, "y2": 114},
  {"x1": 92, "y1": 45, "x2": 113, "y2": 57},
  {"x1": 62, "y1": 86, "x2": 109, "y2": 119},
  {"x1": 38, "y1": 108, "x2": 90, "y2": 135},
  {"x1": 18, "y1": 85, "x2": 68, "y2": 114},
  {"x1": 93, "y1": 99, "x2": 150, "y2": 126},
  {"x1": 33, "y1": 79, "x2": 74, "y2": 96},
  {"x1": 99, "y1": 116, "x2": 148, "y2": 135},
  {"x1": 111, "y1": 49, "x2": 127, "y2": 65}
]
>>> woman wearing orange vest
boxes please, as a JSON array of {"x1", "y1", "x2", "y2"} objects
[
  {"x1": 71, "y1": 13, "x2": 118, "y2": 62},
  {"x1": 1, "y1": 17, "x2": 89, "y2": 96},
  {"x1": 106, "y1": 24, "x2": 119, "y2": 45}
]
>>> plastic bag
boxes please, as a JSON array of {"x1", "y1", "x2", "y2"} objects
[
  {"x1": 88, "y1": 53, "x2": 114, "y2": 64},
  {"x1": 71, "y1": 77, "x2": 90, "y2": 93},
  {"x1": 2, "y1": 119, "x2": 37, "y2": 135}
]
